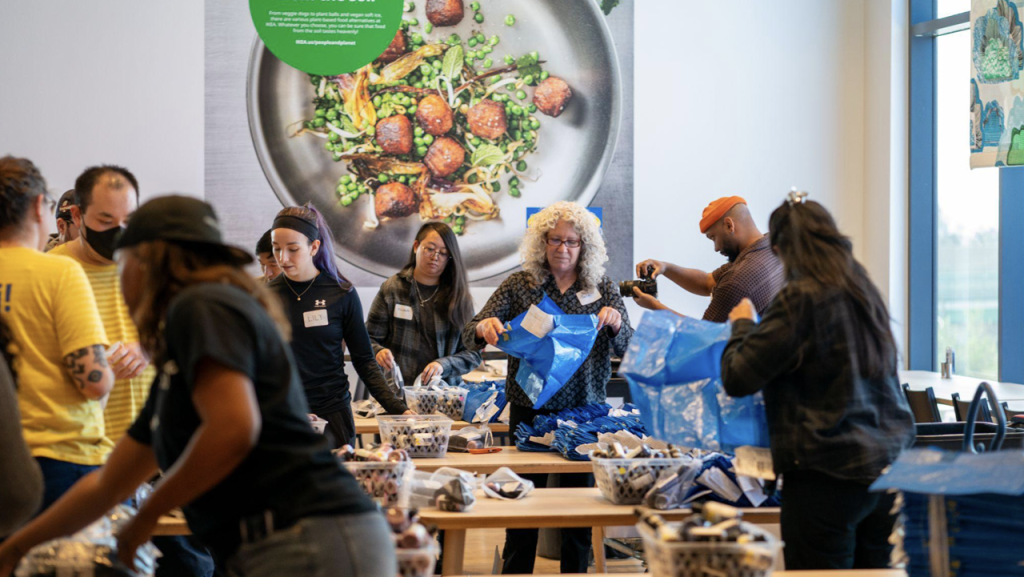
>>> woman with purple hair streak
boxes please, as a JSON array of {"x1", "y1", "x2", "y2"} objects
[{"x1": 269, "y1": 204, "x2": 412, "y2": 449}]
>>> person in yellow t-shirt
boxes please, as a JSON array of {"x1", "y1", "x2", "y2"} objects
[
  {"x1": 0, "y1": 156, "x2": 115, "y2": 511},
  {"x1": 50, "y1": 165, "x2": 155, "y2": 443}
]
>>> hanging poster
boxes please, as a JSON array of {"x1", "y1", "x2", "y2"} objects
[{"x1": 971, "y1": 0, "x2": 1024, "y2": 168}]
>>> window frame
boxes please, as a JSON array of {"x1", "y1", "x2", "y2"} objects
[{"x1": 908, "y1": 0, "x2": 1024, "y2": 382}]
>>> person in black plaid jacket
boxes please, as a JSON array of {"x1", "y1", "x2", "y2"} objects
[
  {"x1": 367, "y1": 223, "x2": 480, "y2": 388},
  {"x1": 463, "y1": 201, "x2": 633, "y2": 575}
]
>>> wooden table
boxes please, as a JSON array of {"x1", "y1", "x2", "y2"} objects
[
  {"x1": 412, "y1": 447, "x2": 591, "y2": 475},
  {"x1": 354, "y1": 417, "x2": 508, "y2": 435},
  {"x1": 419, "y1": 487, "x2": 780, "y2": 575},
  {"x1": 900, "y1": 370, "x2": 1024, "y2": 405}
]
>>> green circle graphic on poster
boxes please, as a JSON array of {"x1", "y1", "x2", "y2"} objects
[{"x1": 249, "y1": 0, "x2": 404, "y2": 75}]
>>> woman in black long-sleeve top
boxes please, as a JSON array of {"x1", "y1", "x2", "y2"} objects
[
  {"x1": 721, "y1": 194, "x2": 914, "y2": 571},
  {"x1": 269, "y1": 205, "x2": 410, "y2": 449}
]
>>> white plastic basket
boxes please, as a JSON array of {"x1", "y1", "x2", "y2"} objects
[
  {"x1": 638, "y1": 520, "x2": 781, "y2": 577},
  {"x1": 341, "y1": 460, "x2": 415, "y2": 506},
  {"x1": 591, "y1": 454, "x2": 689, "y2": 505},
  {"x1": 403, "y1": 386, "x2": 467, "y2": 421},
  {"x1": 395, "y1": 544, "x2": 438, "y2": 577},
  {"x1": 377, "y1": 415, "x2": 455, "y2": 458}
]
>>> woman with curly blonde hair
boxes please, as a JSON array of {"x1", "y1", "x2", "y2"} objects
[{"x1": 462, "y1": 201, "x2": 633, "y2": 574}]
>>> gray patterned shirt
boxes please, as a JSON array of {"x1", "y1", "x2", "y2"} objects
[{"x1": 462, "y1": 271, "x2": 633, "y2": 410}]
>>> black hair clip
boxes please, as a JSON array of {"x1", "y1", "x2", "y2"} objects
[{"x1": 787, "y1": 187, "x2": 808, "y2": 205}]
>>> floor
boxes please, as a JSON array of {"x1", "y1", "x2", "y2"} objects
[{"x1": 459, "y1": 528, "x2": 646, "y2": 574}]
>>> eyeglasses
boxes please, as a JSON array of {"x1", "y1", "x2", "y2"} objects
[
  {"x1": 546, "y1": 237, "x2": 582, "y2": 249},
  {"x1": 421, "y1": 245, "x2": 450, "y2": 260}
]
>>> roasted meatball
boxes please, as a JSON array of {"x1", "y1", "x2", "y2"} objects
[
  {"x1": 416, "y1": 94, "x2": 454, "y2": 136},
  {"x1": 377, "y1": 30, "x2": 407, "y2": 63},
  {"x1": 375, "y1": 182, "x2": 420, "y2": 219},
  {"x1": 533, "y1": 77, "x2": 573, "y2": 118},
  {"x1": 466, "y1": 99, "x2": 508, "y2": 140},
  {"x1": 376, "y1": 115, "x2": 413, "y2": 155},
  {"x1": 424, "y1": 137, "x2": 465, "y2": 178},
  {"x1": 426, "y1": 0, "x2": 464, "y2": 26}
]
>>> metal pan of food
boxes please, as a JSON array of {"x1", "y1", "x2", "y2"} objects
[{"x1": 247, "y1": 0, "x2": 622, "y2": 282}]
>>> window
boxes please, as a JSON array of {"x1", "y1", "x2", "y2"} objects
[{"x1": 934, "y1": 30, "x2": 999, "y2": 380}]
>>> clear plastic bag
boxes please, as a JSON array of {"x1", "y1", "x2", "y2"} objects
[
  {"x1": 16, "y1": 505, "x2": 160, "y2": 577},
  {"x1": 448, "y1": 425, "x2": 493, "y2": 452},
  {"x1": 481, "y1": 467, "x2": 535, "y2": 500},
  {"x1": 402, "y1": 467, "x2": 477, "y2": 512}
]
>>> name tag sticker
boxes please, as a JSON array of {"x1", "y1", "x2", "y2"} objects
[
  {"x1": 303, "y1": 310, "x2": 329, "y2": 328},
  {"x1": 395, "y1": 303, "x2": 414, "y2": 321},
  {"x1": 577, "y1": 288, "x2": 601, "y2": 306}
]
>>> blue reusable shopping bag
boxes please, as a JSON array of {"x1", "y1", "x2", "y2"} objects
[
  {"x1": 619, "y1": 311, "x2": 769, "y2": 452},
  {"x1": 496, "y1": 295, "x2": 599, "y2": 409}
]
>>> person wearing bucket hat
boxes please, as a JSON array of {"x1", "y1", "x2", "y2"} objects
[
  {"x1": 43, "y1": 190, "x2": 79, "y2": 252},
  {"x1": 721, "y1": 192, "x2": 914, "y2": 570},
  {"x1": 633, "y1": 196, "x2": 784, "y2": 322},
  {"x1": 0, "y1": 195, "x2": 397, "y2": 576}
]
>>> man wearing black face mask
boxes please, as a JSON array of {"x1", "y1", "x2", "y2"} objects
[
  {"x1": 49, "y1": 165, "x2": 155, "y2": 443},
  {"x1": 634, "y1": 196, "x2": 784, "y2": 322}
]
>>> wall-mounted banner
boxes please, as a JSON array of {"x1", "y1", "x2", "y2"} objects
[
  {"x1": 970, "y1": 0, "x2": 1024, "y2": 168},
  {"x1": 249, "y1": 0, "x2": 404, "y2": 75}
]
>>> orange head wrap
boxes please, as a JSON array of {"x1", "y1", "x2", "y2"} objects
[{"x1": 699, "y1": 196, "x2": 747, "y2": 234}]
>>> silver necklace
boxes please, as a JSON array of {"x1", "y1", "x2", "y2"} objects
[
  {"x1": 413, "y1": 280, "x2": 440, "y2": 306},
  {"x1": 283, "y1": 273, "x2": 318, "y2": 301}
]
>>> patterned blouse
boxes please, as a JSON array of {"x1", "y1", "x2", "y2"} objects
[{"x1": 462, "y1": 271, "x2": 634, "y2": 410}]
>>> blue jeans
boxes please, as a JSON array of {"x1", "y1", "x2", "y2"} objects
[
  {"x1": 223, "y1": 512, "x2": 396, "y2": 577},
  {"x1": 35, "y1": 457, "x2": 98, "y2": 513}
]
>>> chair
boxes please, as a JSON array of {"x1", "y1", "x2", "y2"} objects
[
  {"x1": 952, "y1": 392, "x2": 994, "y2": 423},
  {"x1": 902, "y1": 384, "x2": 942, "y2": 423}
]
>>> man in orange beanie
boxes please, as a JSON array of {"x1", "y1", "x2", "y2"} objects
[{"x1": 633, "y1": 196, "x2": 783, "y2": 322}]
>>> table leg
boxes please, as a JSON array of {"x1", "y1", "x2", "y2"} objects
[
  {"x1": 441, "y1": 529, "x2": 466, "y2": 575},
  {"x1": 592, "y1": 526, "x2": 606, "y2": 573}
]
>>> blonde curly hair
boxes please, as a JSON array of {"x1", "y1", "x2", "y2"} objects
[{"x1": 520, "y1": 201, "x2": 607, "y2": 291}]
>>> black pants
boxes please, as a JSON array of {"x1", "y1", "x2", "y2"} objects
[
  {"x1": 502, "y1": 404, "x2": 592, "y2": 574},
  {"x1": 780, "y1": 469, "x2": 897, "y2": 570},
  {"x1": 315, "y1": 406, "x2": 356, "y2": 450}
]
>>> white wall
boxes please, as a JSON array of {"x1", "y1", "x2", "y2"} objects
[
  {"x1": 633, "y1": 0, "x2": 909, "y2": 365},
  {"x1": 0, "y1": 1, "x2": 204, "y2": 202}
]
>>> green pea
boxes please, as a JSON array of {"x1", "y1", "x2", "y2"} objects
[
  {"x1": 304, "y1": 120, "x2": 314, "y2": 130},
  {"x1": 366, "y1": 125, "x2": 376, "y2": 136},
  {"x1": 414, "y1": 136, "x2": 425, "y2": 146},
  {"x1": 483, "y1": 58, "x2": 493, "y2": 68},
  {"x1": 512, "y1": 129, "x2": 522, "y2": 140},
  {"x1": 481, "y1": 46, "x2": 493, "y2": 55},
  {"x1": 378, "y1": 173, "x2": 389, "y2": 183},
  {"x1": 413, "y1": 82, "x2": 424, "y2": 89},
  {"x1": 424, "y1": 22, "x2": 433, "y2": 34},
  {"x1": 488, "y1": 35, "x2": 500, "y2": 46},
  {"x1": 329, "y1": 132, "x2": 341, "y2": 143},
  {"x1": 347, "y1": 182, "x2": 358, "y2": 192},
  {"x1": 404, "y1": 1, "x2": 415, "y2": 12},
  {"x1": 340, "y1": 175, "x2": 352, "y2": 184},
  {"x1": 423, "y1": 134, "x2": 435, "y2": 145},
  {"x1": 539, "y1": 71, "x2": 549, "y2": 81},
  {"x1": 527, "y1": 103, "x2": 537, "y2": 113},
  {"x1": 468, "y1": 37, "x2": 478, "y2": 48},
  {"x1": 373, "y1": 95, "x2": 383, "y2": 107},
  {"x1": 516, "y1": 90, "x2": 527, "y2": 100},
  {"x1": 414, "y1": 126, "x2": 424, "y2": 136},
  {"x1": 490, "y1": 76, "x2": 502, "y2": 85},
  {"x1": 475, "y1": 33, "x2": 485, "y2": 43},
  {"x1": 471, "y1": 136, "x2": 481, "y2": 146},
  {"x1": 505, "y1": 14, "x2": 516, "y2": 26},
  {"x1": 511, "y1": 105, "x2": 523, "y2": 116},
  {"x1": 444, "y1": 216, "x2": 453, "y2": 223},
  {"x1": 313, "y1": 117, "x2": 326, "y2": 127},
  {"x1": 509, "y1": 187, "x2": 521, "y2": 198},
  {"x1": 337, "y1": 184, "x2": 347, "y2": 194},
  {"x1": 315, "y1": 109, "x2": 326, "y2": 117},
  {"x1": 417, "y1": 146, "x2": 428, "y2": 156},
  {"x1": 530, "y1": 118, "x2": 540, "y2": 130},
  {"x1": 467, "y1": 174, "x2": 479, "y2": 184},
  {"x1": 456, "y1": 215, "x2": 466, "y2": 224},
  {"x1": 408, "y1": 105, "x2": 418, "y2": 114},
  {"x1": 448, "y1": 33, "x2": 461, "y2": 44},
  {"x1": 465, "y1": 57, "x2": 474, "y2": 67},
  {"x1": 524, "y1": 131, "x2": 535, "y2": 142},
  {"x1": 310, "y1": 75, "x2": 322, "y2": 85},
  {"x1": 325, "y1": 109, "x2": 338, "y2": 121},
  {"x1": 492, "y1": 181, "x2": 501, "y2": 192},
  {"x1": 341, "y1": 196, "x2": 353, "y2": 206},
  {"x1": 504, "y1": 54, "x2": 515, "y2": 65},
  {"x1": 383, "y1": 93, "x2": 393, "y2": 102},
  {"x1": 529, "y1": 51, "x2": 539, "y2": 61},
  {"x1": 397, "y1": 175, "x2": 408, "y2": 184},
  {"x1": 516, "y1": 160, "x2": 528, "y2": 171},
  {"x1": 474, "y1": 13, "x2": 484, "y2": 23},
  {"x1": 509, "y1": 176, "x2": 519, "y2": 186},
  {"x1": 471, "y1": 1, "x2": 480, "y2": 10}
]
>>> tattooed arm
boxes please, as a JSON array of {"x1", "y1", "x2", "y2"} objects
[{"x1": 63, "y1": 345, "x2": 115, "y2": 405}]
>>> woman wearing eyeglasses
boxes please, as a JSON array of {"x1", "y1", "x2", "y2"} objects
[
  {"x1": 366, "y1": 223, "x2": 481, "y2": 389},
  {"x1": 462, "y1": 201, "x2": 634, "y2": 575}
]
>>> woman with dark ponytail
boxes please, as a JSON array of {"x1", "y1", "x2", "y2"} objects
[
  {"x1": 366, "y1": 222, "x2": 481, "y2": 388},
  {"x1": 720, "y1": 192, "x2": 914, "y2": 571},
  {"x1": 270, "y1": 204, "x2": 410, "y2": 449}
]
